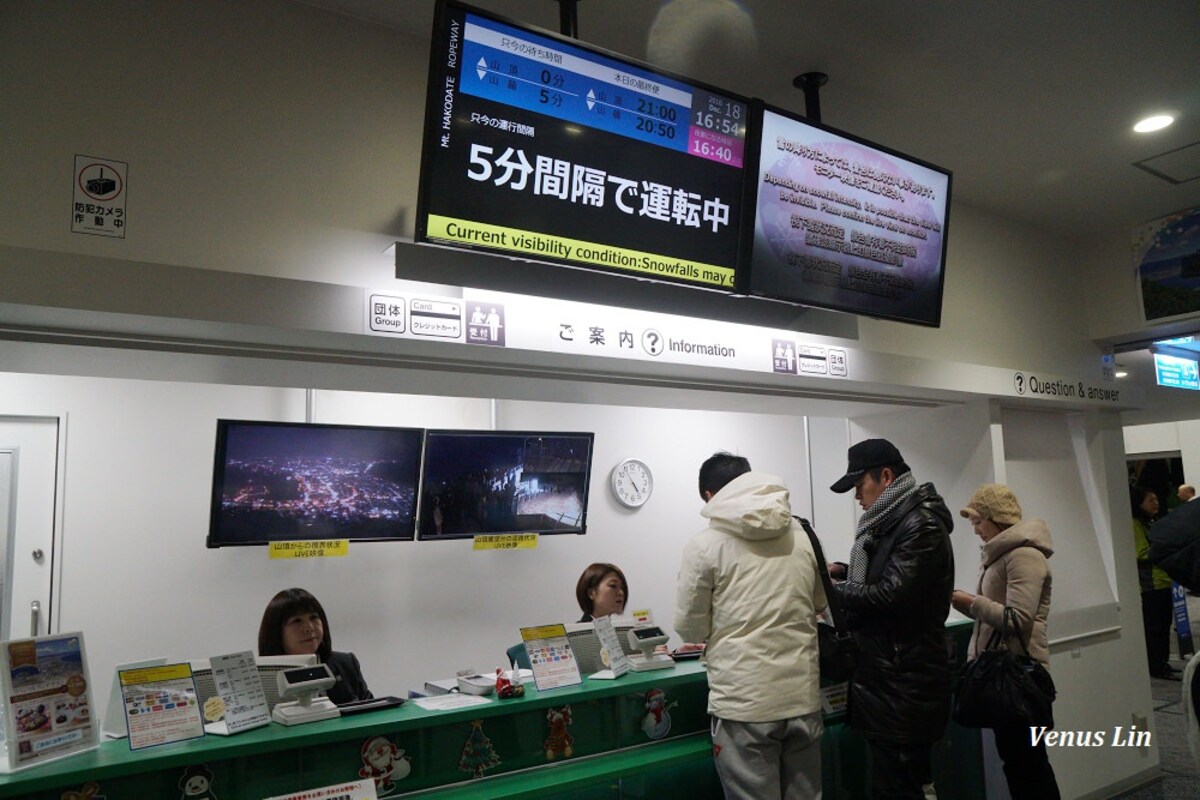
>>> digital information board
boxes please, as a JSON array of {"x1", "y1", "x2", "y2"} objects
[
  {"x1": 745, "y1": 107, "x2": 951, "y2": 326},
  {"x1": 1154, "y1": 353, "x2": 1200, "y2": 390},
  {"x1": 417, "y1": 1, "x2": 748, "y2": 289}
]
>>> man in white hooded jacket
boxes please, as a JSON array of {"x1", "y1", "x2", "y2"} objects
[{"x1": 675, "y1": 452, "x2": 827, "y2": 799}]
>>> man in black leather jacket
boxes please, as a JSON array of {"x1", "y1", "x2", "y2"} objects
[{"x1": 829, "y1": 439, "x2": 954, "y2": 799}]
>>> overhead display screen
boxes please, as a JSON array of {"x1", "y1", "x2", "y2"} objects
[
  {"x1": 416, "y1": 0, "x2": 749, "y2": 290},
  {"x1": 744, "y1": 106, "x2": 951, "y2": 326},
  {"x1": 1153, "y1": 337, "x2": 1200, "y2": 390},
  {"x1": 1154, "y1": 353, "x2": 1199, "y2": 390}
]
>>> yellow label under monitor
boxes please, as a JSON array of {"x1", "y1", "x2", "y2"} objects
[
  {"x1": 268, "y1": 540, "x2": 349, "y2": 559},
  {"x1": 472, "y1": 533, "x2": 539, "y2": 551}
]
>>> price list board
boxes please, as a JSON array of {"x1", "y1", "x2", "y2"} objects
[{"x1": 417, "y1": 0, "x2": 750, "y2": 290}]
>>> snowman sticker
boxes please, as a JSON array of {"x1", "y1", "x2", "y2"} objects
[
  {"x1": 358, "y1": 735, "x2": 411, "y2": 795},
  {"x1": 641, "y1": 688, "x2": 678, "y2": 740}
]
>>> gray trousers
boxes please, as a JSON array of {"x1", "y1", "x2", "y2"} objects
[{"x1": 710, "y1": 711, "x2": 824, "y2": 800}]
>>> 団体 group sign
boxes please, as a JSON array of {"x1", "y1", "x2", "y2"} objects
[{"x1": 416, "y1": 0, "x2": 750, "y2": 291}]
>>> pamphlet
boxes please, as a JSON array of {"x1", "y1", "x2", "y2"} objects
[
  {"x1": 119, "y1": 663, "x2": 205, "y2": 750},
  {"x1": 520, "y1": 624, "x2": 582, "y2": 691},
  {"x1": 411, "y1": 694, "x2": 491, "y2": 711},
  {"x1": 207, "y1": 650, "x2": 270, "y2": 735},
  {"x1": 593, "y1": 615, "x2": 631, "y2": 678},
  {"x1": 102, "y1": 657, "x2": 166, "y2": 739},
  {"x1": 0, "y1": 632, "x2": 98, "y2": 771},
  {"x1": 820, "y1": 682, "x2": 849, "y2": 716},
  {"x1": 264, "y1": 778, "x2": 378, "y2": 800}
]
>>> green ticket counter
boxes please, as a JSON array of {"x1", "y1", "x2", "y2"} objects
[{"x1": 0, "y1": 622, "x2": 982, "y2": 799}]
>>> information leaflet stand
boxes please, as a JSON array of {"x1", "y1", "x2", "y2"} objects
[
  {"x1": 204, "y1": 650, "x2": 270, "y2": 735},
  {"x1": 590, "y1": 615, "x2": 632, "y2": 679},
  {"x1": 0, "y1": 632, "x2": 98, "y2": 772},
  {"x1": 101, "y1": 657, "x2": 166, "y2": 739},
  {"x1": 118, "y1": 663, "x2": 205, "y2": 751},
  {"x1": 519, "y1": 624, "x2": 582, "y2": 691}
]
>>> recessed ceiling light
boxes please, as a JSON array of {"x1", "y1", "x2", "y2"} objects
[{"x1": 1134, "y1": 115, "x2": 1174, "y2": 133}]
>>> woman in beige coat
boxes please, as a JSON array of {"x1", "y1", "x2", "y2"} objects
[{"x1": 951, "y1": 484, "x2": 1060, "y2": 799}]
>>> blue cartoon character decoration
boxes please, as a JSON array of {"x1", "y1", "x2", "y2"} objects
[
  {"x1": 177, "y1": 765, "x2": 218, "y2": 800},
  {"x1": 641, "y1": 688, "x2": 678, "y2": 740},
  {"x1": 358, "y1": 735, "x2": 411, "y2": 795},
  {"x1": 543, "y1": 705, "x2": 574, "y2": 760}
]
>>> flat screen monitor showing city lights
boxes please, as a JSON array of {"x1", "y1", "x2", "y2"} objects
[
  {"x1": 207, "y1": 421, "x2": 424, "y2": 547},
  {"x1": 418, "y1": 430, "x2": 594, "y2": 539},
  {"x1": 415, "y1": 0, "x2": 750, "y2": 291},
  {"x1": 742, "y1": 104, "x2": 952, "y2": 326}
]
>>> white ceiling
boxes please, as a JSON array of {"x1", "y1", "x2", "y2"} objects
[{"x1": 302, "y1": 0, "x2": 1200, "y2": 242}]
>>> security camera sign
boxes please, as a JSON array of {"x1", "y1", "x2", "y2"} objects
[{"x1": 73, "y1": 155, "x2": 128, "y2": 238}]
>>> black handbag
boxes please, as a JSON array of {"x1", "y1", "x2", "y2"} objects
[
  {"x1": 796, "y1": 517, "x2": 858, "y2": 682},
  {"x1": 953, "y1": 606, "x2": 1056, "y2": 729}
]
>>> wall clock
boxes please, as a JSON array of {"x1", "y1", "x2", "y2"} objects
[{"x1": 611, "y1": 458, "x2": 653, "y2": 509}]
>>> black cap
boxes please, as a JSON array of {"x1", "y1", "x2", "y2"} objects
[{"x1": 830, "y1": 439, "x2": 905, "y2": 494}]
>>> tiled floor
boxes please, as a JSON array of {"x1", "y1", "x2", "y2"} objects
[
  {"x1": 1110, "y1": 670, "x2": 1198, "y2": 799},
  {"x1": 1112, "y1": 593, "x2": 1200, "y2": 799}
]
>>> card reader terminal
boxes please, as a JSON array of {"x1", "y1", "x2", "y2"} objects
[
  {"x1": 627, "y1": 626, "x2": 674, "y2": 671},
  {"x1": 271, "y1": 664, "x2": 341, "y2": 726}
]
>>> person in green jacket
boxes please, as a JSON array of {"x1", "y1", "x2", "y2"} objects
[{"x1": 1132, "y1": 484, "x2": 1178, "y2": 679}]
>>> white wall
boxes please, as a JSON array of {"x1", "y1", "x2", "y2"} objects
[
  {"x1": 1050, "y1": 410, "x2": 1159, "y2": 800},
  {"x1": 1000, "y1": 408, "x2": 1119, "y2": 634},
  {"x1": 0, "y1": 371, "x2": 821, "y2": 715},
  {"x1": 0, "y1": 0, "x2": 422, "y2": 289},
  {"x1": 495, "y1": 400, "x2": 811, "y2": 630},
  {"x1": 1, "y1": 1, "x2": 1105, "y2": 380},
  {"x1": 849, "y1": 400, "x2": 996, "y2": 596},
  {"x1": 1125, "y1": 419, "x2": 1200, "y2": 485},
  {"x1": 0, "y1": 368, "x2": 1158, "y2": 799},
  {"x1": 859, "y1": 204, "x2": 1101, "y2": 376}
]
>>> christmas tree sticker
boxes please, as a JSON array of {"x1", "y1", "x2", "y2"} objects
[{"x1": 458, "y1": 719, "x2": 501, "y2": 779}]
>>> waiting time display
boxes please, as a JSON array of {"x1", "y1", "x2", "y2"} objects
[{"x1": 416, "y1": 0, "x2": 749, "y2": 290}]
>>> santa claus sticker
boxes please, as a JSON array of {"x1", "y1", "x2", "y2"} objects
[{"x1": 358, "y1": 735, "x2": 411, "y2": 796}]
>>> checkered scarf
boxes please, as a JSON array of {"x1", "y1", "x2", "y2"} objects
[{"x1": 847, "y1": 471, "x2": 918, "y2": 583}]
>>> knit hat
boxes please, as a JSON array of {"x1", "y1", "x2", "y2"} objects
[{"x1": 960, "y1": 484, "x2": 1022, "y2": 525}]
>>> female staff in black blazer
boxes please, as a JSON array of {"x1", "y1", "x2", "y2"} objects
[{"x1": 258, "y1": 588, "x2": 372, "y2": 705}]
